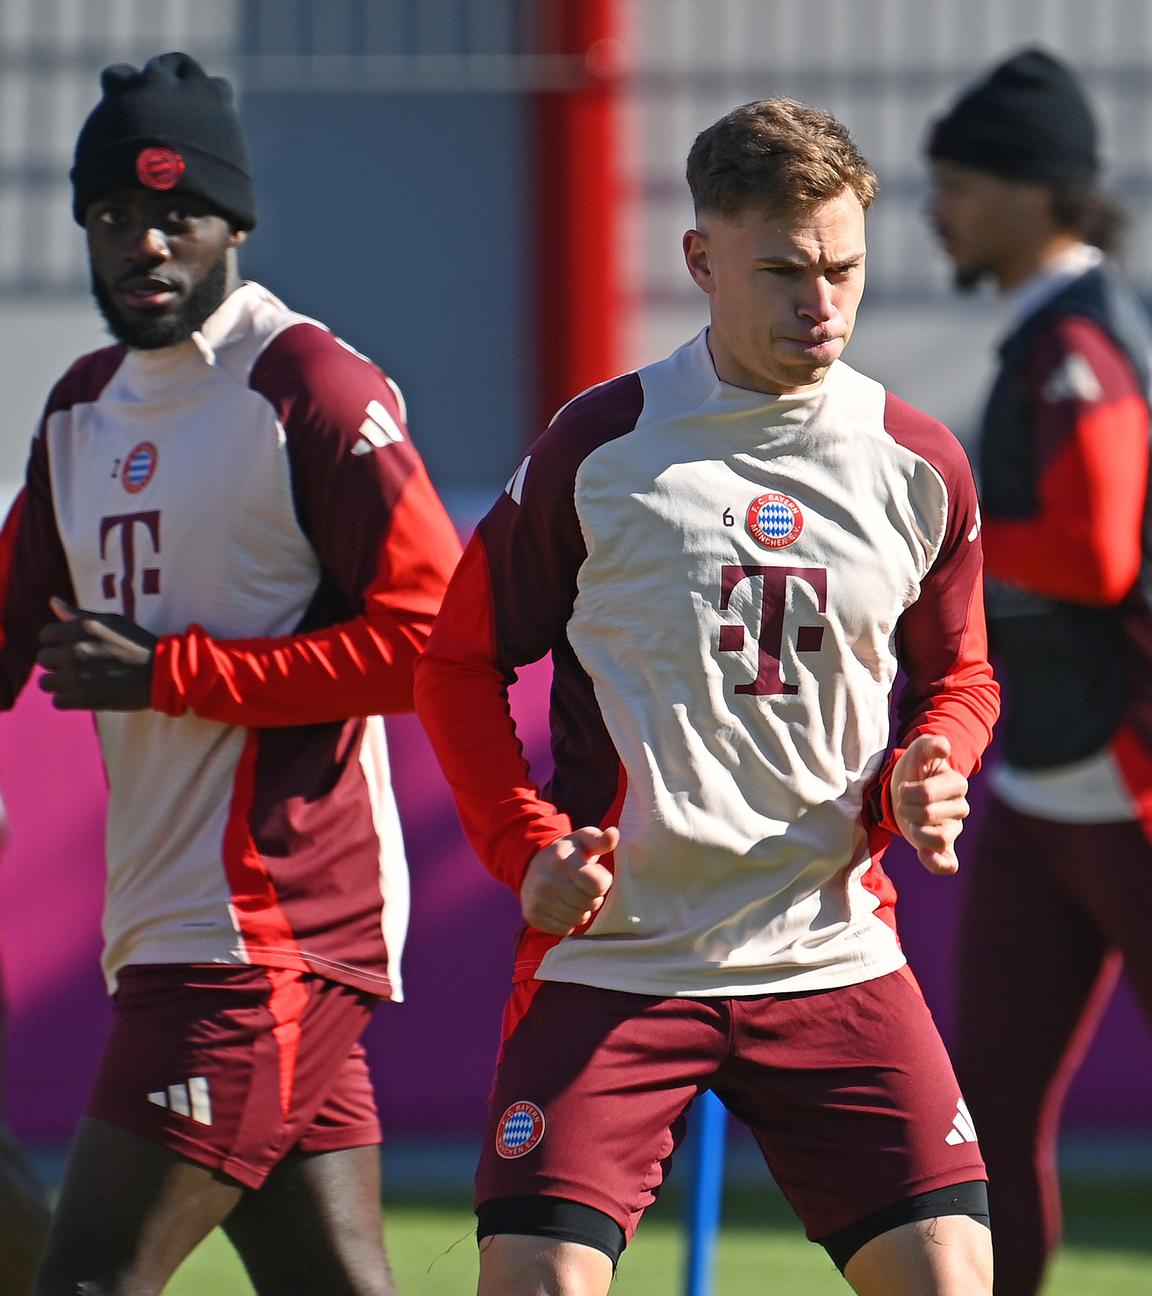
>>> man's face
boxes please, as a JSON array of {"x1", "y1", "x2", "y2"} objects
[
  {"x1": 926, "y1": 160, "x2": 1050, "y2": 291},
  {"x1": 86, "y1": 189, "x2": 246, "y2": 349},
  {"x1": 682, "y1": 189, "x2": 867, "y2": 395}
]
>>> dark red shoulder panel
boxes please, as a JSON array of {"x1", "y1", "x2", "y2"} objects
[
  {"x1": 875, "y1": 393, "x2": 999, "y2": 819},
  {"x1": 0, "y1": 346, "x2": 125, "y2": 707},
  {"x1": 416, "y1": 373, "x2": 644, "y2": 890}
]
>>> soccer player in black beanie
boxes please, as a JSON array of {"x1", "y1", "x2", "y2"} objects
[
  {"x1": 0, "y1": 51, "x2": 463, "y2": 1296},
  {"x1": 926, "y1": 48, "x2": 1124, "y2": 290},
  {"x1": 71, "y1": 51, "x2": 256, "y2": 351},
  {"x1": 926, "y1": 48, "x2": 1152, "y2": 1296}
]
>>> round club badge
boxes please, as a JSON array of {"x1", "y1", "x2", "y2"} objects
[
  {"x1": 136, "y1": 146, "x2": 186, "y2": 191},
  {"x1": 495, "y1": 1100, "x2": 546, "y2": 1159},
  {"x1": 122, "y1": 442, "x2": 158, "y2": 494},
  {"x1": 746, "y1": 492, "x2": 803, "y2": 549}
]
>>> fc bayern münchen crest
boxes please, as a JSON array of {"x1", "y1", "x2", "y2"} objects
[
  {"x1": 122, "y1": 442, "x2": 158, "y2": 494},
  {"x1": 495, "y1": 1100, "x2": 546, "y2": 1159},
  {"x1": 746, "y1": 491, "x2": 803, "y2": 548},
  {"x1": 135, "y1": 146, "x2": 186, "y2": 191}
]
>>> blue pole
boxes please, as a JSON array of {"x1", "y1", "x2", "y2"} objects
[{"x1": 683, "y1": 1089, "x2": 727, "y2": 1296}]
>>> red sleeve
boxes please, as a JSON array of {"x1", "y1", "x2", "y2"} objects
[
  {"x1": 0, "y1": 342, "x2": 118, "y2": 710},
  {"x1": 151, "y1": 325, "x2": 461, "y2": 726},
  {"x1": 0, "y1": 432, "x2": 77, "y2": 709},
  {"x1": 413, "y1": 532, "x2": 573, "y2": 891},
  {"x1": 982, "y1": 315, "x2": 1149, "y2": 605},
  {"x1": 873, "y1": 397, "x2": 1000, "y2": 830},
  {"x1": 415, "y1": 374, "x2": 643, "y2": 892}
]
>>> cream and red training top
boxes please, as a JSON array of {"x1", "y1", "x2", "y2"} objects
[
  {"x1": 0, "y1": 282, "x2": 461, "y2": 997},
  {"x1": 417, "y1": 328, "x2": 998, "y2": 997}
]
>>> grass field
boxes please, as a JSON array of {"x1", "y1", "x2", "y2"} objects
[{"x1": 166, "y1": 1180, "x2": 1152, "y2": 1294}]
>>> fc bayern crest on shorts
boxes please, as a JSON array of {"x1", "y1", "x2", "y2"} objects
[
  {"x1": 746, "y1": 492, "x2": 804, "y2": 549},
  {"x1": 136, "y1": 146, "x2": 186, "y2": 191},
  {"x1": 122, "y1": 442, "x2": 158, "y2": 493},
  {"x1": 495, "y1": 1100, "x2": 546, "y2": 1158}
]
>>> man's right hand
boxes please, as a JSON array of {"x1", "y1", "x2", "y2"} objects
[
  {"x1": 520, "y1": 826, "x2": 619, "y2": 935},
  {"x1": 36, "y1": 596, "x2": 156, "y2": 712}
]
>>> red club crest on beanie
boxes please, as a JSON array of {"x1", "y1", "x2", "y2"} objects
[
  {"x1": 135, "y1": 145, "x2": 186, "y2": 190},
  {"x1": 71, "y1": 51, "x2": 256, "y2": 229}
]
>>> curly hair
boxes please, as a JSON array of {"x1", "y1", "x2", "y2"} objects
[{"x1": 1051, "y1": 187, "x2": 1127, "y2": 255}]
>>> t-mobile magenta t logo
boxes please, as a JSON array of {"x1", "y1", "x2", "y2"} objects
[
  {"x1": 99, "y1": 511, "x2": 161, "y2": 620},
  {"x1": 718, "y1": 564, "x2": 826, "y2": 696}
]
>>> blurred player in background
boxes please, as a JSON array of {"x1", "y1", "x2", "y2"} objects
[
  {"x1": 926, "y1": 48, "x2": 1152, "y2": 1296},
  {"x1": 0, "y1": 52, "x2": 460, "y2": 1296},
  {"x1": 417, "y1": 97, "x2": 998, "y2": 1296},
  {"x1": 0, "y1": 793, "x2": 52, "y2": 1296}
]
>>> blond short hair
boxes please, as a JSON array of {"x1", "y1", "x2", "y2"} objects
[{"x1": 687, "y1": 98, "x2": 878, "y2": 218}]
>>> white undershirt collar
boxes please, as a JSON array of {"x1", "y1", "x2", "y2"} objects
[{"x1": 1003, "y1": 242, "x2": 1103, "y2": 335}]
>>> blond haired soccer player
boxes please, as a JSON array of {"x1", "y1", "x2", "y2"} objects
[{"x1": 417, "y1": 98, "x2": 999, "y2": 1296}]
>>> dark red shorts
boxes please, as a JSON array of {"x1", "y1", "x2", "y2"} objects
[
  {"x1": 477, "y1": 966, "x2": 986, "y2": 1242},
  {"x1": 87, "y1": 964, "x2": 380, "y2": 1189}
]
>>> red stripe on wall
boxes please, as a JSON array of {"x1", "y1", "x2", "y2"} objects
[{"x1": 530, "y1": 0, "x2": 629, "y2": 433}]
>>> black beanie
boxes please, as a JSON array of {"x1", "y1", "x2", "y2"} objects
[
  {"x1": 926, "y1": 48, "x2": 1099, "y2": 188},
  {"x1": 71, "y1": 51, "x2": 256, "y2": 229}
]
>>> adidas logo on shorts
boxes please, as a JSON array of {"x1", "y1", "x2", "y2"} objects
[
  {"x1": 945, "y1": 1097, "x2": 978, "y2": 1146},
  {"x1": 147, "y1": 1076, "x2": 213, "y2": 1126}
]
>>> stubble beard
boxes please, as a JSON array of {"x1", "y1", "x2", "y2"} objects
[{"x1": 91, "y1": 250, "x2": 231, "y2": 350}]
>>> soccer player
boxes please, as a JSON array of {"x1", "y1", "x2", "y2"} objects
[
  {"x1": 926, "y1": 49, "x2": 1152, "y2": 1296},
  {"x1": 416, "y1": 97, "x2": 999, "y2": 1296},
  {"x1": 0, "y1": 52, "x2": 461, "y2": 1296}
]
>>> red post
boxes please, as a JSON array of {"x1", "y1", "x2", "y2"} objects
[{"x1": 529, "y1": 0, "x2": 629, "y2": 437}]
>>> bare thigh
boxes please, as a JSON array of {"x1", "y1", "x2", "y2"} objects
[
  {"x1": 222, "y1": 1144, "x2": 394, "y2": 1296},
  {"x1": 472, "y1": 1209, "x2": 993, "y2": 1296},
  {"x1": 477, "y1": 1235, "x2": 613, "y2": 1296},
  {"x1": 35, "y1": 1118, "x2": 394, "y2": 1296},
  {"x1": 34, "y1": 1116, "x2": 244, "y2": 1296},
  {"x1": 844, "y1": 1215, "x2": 992, "y2": 1296}
]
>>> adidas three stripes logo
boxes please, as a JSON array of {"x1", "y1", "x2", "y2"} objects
[
  {"x1": 945, "y1": 1097, "x2": 978, "y2": 1146},
  {"x1": 147, "y1": 1076, "x2": 213, "y2": 1126}
]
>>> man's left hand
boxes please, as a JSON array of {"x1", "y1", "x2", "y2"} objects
[
  {"x1": 37, "y1": 596, "x2": 157, "y2": 711},
  {"x1": 890, "y1": 734, "x2": 970, "y2": 875}
]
